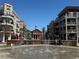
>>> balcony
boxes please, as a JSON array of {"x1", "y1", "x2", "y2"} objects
[
  {"x1": 0, "y1": 30, "x2": 14, "y2": 33},
  {"x1": 0, "y1": 17, "x2": 14, "y2": 27},
  {"x1": 78, "y1": 34, "x2": 79, "y2": 36},
  {"x1": 66, "y1": 12, "x2": 77, "y2": 18},
  {"x1": 67, "y1": 34, "x2": 77, "y2": 40},
  {"x1": 0, "y1": 15, "x2": 14, "y2": 20},
  {"x1": 67, "y1": 22, "x2": 76, "y2": 26},
  {"x1": 0, "y1": 23, "x2": 14, "y2": 27},
  {"x1": 54, "y1": 34, "x2": 59, "y2": 37},
  {"x1": 68, "y1": 36, "x2": 76, "y2": 40},
  {"x1": 0, "y1": 24, "x2": 14, "y2": 33},
  {"x1": 67, "y1": 29, "x2": 77, "y2": 33}
]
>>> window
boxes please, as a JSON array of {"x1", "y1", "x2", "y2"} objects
[
  {"x1": 67, "y1": 12, "x2": 70, "y2": 17},
  {"x1": 67, "y1": 12, "x2": 76, "y2": 17},
  {"x1": 0, "y1": 19, "x2": 3, "y2": 23},
  {"x1": 0, "y1": 9, "x2": 3, "y2": 15},
  {"x1": 0, "y1": 27, "x2": 3, "y2": 31},
  {"x1": 16, "y1": 29, "x2": 19, "y2": 33},
  {"x1": 78, "y1": 12, "x2": 79, "y2": 17},
  {"x1": 7, "y1": 5, "x2": 11, "y2": 7},
  {"x1": 7, "y1": 8, "x2": 10, "y2": 10},
  {"x1": 6, "y1": 11, "x2": 10, "y2": 16},
  {"x1": 16, "y1": 24, "x2": 19, "y2": 27},
  {"x1": 73, "y1": 12, "x2": 76, "y2": 17}
]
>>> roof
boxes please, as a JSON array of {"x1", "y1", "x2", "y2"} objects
[
  {"x1": 58, "y1": 6, "x2": 79, "y2": 17},
  {"x1": 31, "y1": 29, "x2": 42, "y2": 33}
]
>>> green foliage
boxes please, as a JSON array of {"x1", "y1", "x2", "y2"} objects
[{"x1": 23, "y1": 27, "x2": 32, "y2": 40}]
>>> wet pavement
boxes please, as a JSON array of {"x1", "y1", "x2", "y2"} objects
[
  {"x1": 9, "y1": 45, "x2": 79, "y2": 59},
  {"x1": 0, "y1": 49, "x2": 15, "y2": 59}
]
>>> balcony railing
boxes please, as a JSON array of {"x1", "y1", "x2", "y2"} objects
[
  {"x1": 67, "y1": 15, "x2": 77, "y2": 18},
  {"x1": 0, "y1": 30, "x2": 14, "y2": 33},
  {"x1": 67, "y1": 22, "x2": 76, "y2": 25},
  {"x1": 68, "y1": 37, "x2": 76, "y2": 40},
  {"x1": 67, "y1": 29, "x2": 76, "y2": 33},
  {"x1": 0, "y1": 15, "x2": 14, "y2": 20},
  {"x1": 0, "y1": 22, "x2": 14, "y2": 27},
  {"x1": 66, "y1": 12, "x2": 77, "y2": 18}
]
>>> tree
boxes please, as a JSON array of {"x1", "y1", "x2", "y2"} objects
[
  {"x1": 23, "y1": 27, "x2": 32, "y2": 40},
  {"x1": 42, "y1": 27, "x2": 46, "y2": 40}
]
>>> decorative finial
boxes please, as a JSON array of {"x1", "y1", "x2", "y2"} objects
[{"x1": 35, "y1": 26, "x2": 37, "y2": 29}]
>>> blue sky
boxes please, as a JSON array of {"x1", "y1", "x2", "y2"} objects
[{"x1": 0, "y1": 0, "x2": 79, "y2": 31}]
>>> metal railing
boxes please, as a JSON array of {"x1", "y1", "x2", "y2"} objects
[
  {"x1": 67, "y1": 22, "x2": 76, "y2": 25},
  {"x1": 67, "y1": 29, "x2": 76, "y2": 33}
]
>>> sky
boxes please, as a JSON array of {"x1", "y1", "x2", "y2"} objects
[{"x1": 0, "y1": 0, "x2": 79, "y2": 31}]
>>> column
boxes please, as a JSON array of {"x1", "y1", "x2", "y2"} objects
[
  {"x1": 35, "y1": 35, "x2": 36, "y2": 39},
  {"x1": 37, "y1": 35, "x2": 39, "y2": 40},
  {"x1": 36, "y1": 35, "x2": 37, "y2": 39},
  {"x1": 8, "y1": 33, "x2": 11, "y2": 40},
  {"x1": 76, "y1": 13, "x2": 78, "y2": 46},
  {"x1": 2, "y1": 33, "x2": 5, "y2": 43},
  {"x1": 33, "y1": 34, "x2": 35, "y2": 39},
  {"x1": 65, "y1": 14, "x2": 68, "y2": 40},
  {"x1": 33, "y1": 35, "x2": 35, "y2": 39}
]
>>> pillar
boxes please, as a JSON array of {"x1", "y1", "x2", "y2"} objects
[
  {"x1": 76, "y1": 13, "x2": 78, "y2": 46},
  {"x1": 35, "y1": 35, "x2": 36, "y2": 39},
  {"x1": 36, "y1": 35, "x2": 37, "y2": 39},
  {"x1": 65, "y1": 14, "x2": 68, "y2": 40},
  {"x1": 33, "y1": 34, "x2": 35, "y2": 39},
  {"x1": 33, "y1": 35, "x2": 35, "y2": 39},
  {"x1": 37, "y1": 35, "x2": 38, "y2": 40},
  {"x1": 38, "y1": 35, "x2": 39, "y2": 40},
  {"x1": 8, "y1": 33, "x2": 11, "y2": 40},
  {"x1": 2, "y1": 33, "x2": 5, "y2": 43}
]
